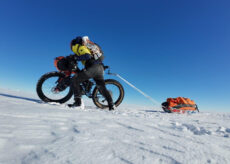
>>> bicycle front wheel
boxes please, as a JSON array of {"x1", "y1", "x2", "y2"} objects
[{"x1": 36, "y1": 72, "x2": 73, "y2": 103}]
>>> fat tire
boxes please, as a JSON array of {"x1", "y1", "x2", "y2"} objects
[
  {"x1": 36, "y1": 71, "x2": 73, "y2": 103},
  {"x1": 92, "y1": 79, "x2": 124, "y2": 109}
]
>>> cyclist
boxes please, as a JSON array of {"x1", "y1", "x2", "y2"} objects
[{"x1": 67, "y1": 36, "x2": 115, "y2": 110}]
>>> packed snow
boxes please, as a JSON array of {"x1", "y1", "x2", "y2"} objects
[{"x1": 0, "y1": 88, "x2": 230, "y2": 164}]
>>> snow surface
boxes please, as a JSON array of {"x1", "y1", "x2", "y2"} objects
[{"x1": 0, "y1": 88, "x2": 230, "y2": 164}]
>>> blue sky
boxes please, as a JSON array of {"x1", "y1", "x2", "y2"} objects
[{"x1": 0, "y1": 0, "x2": 229, "y2": 111}]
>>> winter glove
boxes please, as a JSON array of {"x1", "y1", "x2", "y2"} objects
[{"x1": 66, "y1": 55, "x2": 78, "y2": 71}]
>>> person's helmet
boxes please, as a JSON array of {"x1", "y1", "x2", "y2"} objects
[{"x1": 70, "y1": 36, "x2": 82, "y2": 50}]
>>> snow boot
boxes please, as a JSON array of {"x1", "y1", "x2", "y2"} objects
[
  {"x1": 109, "y1": 104, "x2": 116, "y2": 111},
  {"x1": 68, "y1": 98, "x2": 84, "y2": 109}
]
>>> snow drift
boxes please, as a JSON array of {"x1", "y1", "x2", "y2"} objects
[{"x1": 0, "y1": 88, "x2": 230, "y2": 164}]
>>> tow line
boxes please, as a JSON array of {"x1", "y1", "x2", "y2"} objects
[{"x1": 107, "y1": 70, "x2": 161, "y2": 107}]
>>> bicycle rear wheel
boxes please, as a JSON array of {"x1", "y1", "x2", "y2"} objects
[{"x1": 92, "y1": 79, "x2": 124, "y2": 109}]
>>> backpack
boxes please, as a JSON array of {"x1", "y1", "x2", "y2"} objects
[
  {"x1": 86, "y1": 42, "x2": 104, "y2": 62},
  {"x1": 94, "y1": 43, "x2": 104, "y2": 56},
  {"x1": 162, "y1": 97, "x2": 199, "y2": 113}
]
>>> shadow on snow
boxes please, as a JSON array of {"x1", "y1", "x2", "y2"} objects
[{"x1": 0, "y1": 93, "x2": 42, "y2": 103}]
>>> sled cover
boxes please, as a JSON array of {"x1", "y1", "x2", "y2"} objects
[{"x1": 162, "y1": 97, "x2": 199, "y2": 113}]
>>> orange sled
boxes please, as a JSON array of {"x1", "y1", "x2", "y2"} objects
[{"x1": 162, "y1": 97, "x2": 199, "y2": 113}]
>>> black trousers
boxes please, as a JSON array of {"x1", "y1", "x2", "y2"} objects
[{"x1": 72, "y1": 64, "x2": 113, "y2": 106}]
